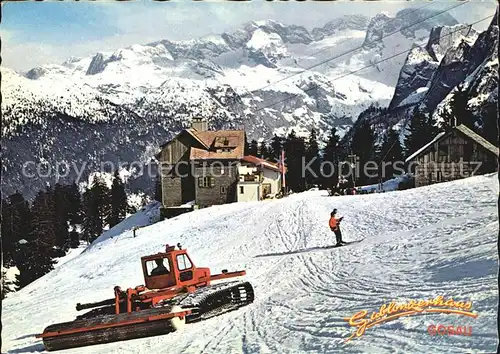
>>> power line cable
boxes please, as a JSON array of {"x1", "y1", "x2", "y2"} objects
[
  {"x1": 236, "y1": 1, "x2": 468, "y2": 99},
  {"x1": 283, "y1": 14, "x2": 493, "y2": 188},
  {"x1": 378, "y1": 14, "x2": 494, "y2": 163},
  {"x1": 293, "y1": 1, "x2": 437, "y2": 69},
  {"x1": 254, "y1": 1, "x2": 438, "y2": 90},
  {"x1": 253, "y1": 12, "x2": 492, "y2": 116},
  {"x1": 370, "y1": 14, "x2": 494, "y2": 185}
]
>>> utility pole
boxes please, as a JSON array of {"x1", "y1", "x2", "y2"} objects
[
  {"x1": 280, "y1": 149, "x2": 286, "y2": 195},
  {"x1": 347, "y1": 154, "x2": 357, "y2": 188}
]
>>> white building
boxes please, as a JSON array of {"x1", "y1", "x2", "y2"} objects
[{"x1": 237, "y1": 155, "x2": 285, "y2": 202}]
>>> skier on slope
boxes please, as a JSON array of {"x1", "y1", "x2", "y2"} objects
[{"x1": 329, "y1": 208, "x2": 346, "y2": 246}]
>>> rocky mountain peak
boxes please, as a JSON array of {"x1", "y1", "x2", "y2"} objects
[
  {"x1": 425, "y1": 24, "x2": 478, "y2": 62},
  {"x1": 311, "y1": 14, "x2": 370, "y2": 41},
  {"x1": 363, "y1": 8, "x2": 458, "y2": 49}
]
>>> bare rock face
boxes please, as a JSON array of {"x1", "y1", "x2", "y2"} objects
[
  {"x1": 25, "y1": 67, "x2": 47, "y2": 80},
  {"x1": 362, "y1": 8, "x2": 458, "y2": 49},
  {"x1": 86, "y1": 53, "x2": 107, "y2": 75},
  {"x1": 389, "y1": 24, "x2": 479, "y2": 110}
]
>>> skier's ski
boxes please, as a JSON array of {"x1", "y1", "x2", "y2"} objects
[{"x1": 334, "y1": 239, "x2": 364, "y2": 247}]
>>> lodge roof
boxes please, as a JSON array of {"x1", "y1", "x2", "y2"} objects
[
  {"x1": 189, "y1": 130, "x2": 245, "y2": 160},
  {"x1": 241, "y1": 155, "x2": 285, "y2": 172},
  {"x1": 405, "y1": 124, "x2": 499, "y2": 163},
  {"x1": 155, "y1": 128, "x2": 246, "y2": 161}
]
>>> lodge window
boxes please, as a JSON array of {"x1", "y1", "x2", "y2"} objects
[
  {"x1": 240, "y1": 186, "x2": 244, "y2": 194},
  {"x1": 220, "y1": 186, "x2": 226, "y2": 194},
  {"x1": 437, "y1": 171, "x2": 442, "y2": 182},
  {"x1": 198, "y1": 176, "x2": 215, "y2": 188}
]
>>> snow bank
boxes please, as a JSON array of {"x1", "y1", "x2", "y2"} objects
[
  {"x1": 2, "y1": 174, "x2": 498, "y2": 353},
  {"x1": 357, "y1": 174, "x2": 411, "y2": 192},
  {"x1": 53, "y1": 244, "x2": 87, "y2": 268},
  {"x1": 87, "y1": 201, "x2": 162, "y2": 248}
]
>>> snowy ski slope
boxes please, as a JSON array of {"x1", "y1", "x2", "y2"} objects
[{"x1": 2, "y1": 173, "x2": 498, "y2": 353}]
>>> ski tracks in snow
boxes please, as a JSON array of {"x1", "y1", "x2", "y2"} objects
[{"x1": 2, "y1": 174, "x2": 498, "y2": 354}]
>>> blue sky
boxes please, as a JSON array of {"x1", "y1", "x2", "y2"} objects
[
  {"x1": 2, "y1": 2, "x2": 118, "y2": 43},
  {"x1": 1, "y1": 0, "x2": 497, "y2": 72}
]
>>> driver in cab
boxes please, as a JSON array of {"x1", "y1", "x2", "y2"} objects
[{"x1": 151, "y1": 258, "x2": 169, "y2": 276}]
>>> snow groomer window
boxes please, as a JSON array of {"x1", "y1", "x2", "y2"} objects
[
  {"x1": 146, "y1": 258, "x2": 170, "y2": 276},
  {"x1": 177, "y1": 254, "x2": 192, "y2": 271}
]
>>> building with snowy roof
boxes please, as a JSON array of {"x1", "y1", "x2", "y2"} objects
[
  {"x1": 155, "y1": 118, "x2": 285, "y2": 216},
  {"x1": 405, "y1": 123, "x2": 498, "y2": 187}
]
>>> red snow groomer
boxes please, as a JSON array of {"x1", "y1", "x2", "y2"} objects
[{"x1": 36, "y1": 244, "x2": 254, "y2": 351}]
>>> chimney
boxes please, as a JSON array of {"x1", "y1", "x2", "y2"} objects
[{"x1": 191, "y1": 117, "x2": 208, "y2": 131}]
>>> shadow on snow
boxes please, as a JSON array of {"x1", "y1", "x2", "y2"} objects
[{"x1": 253, "y1": 240, "x2": 364, "y2": 258}]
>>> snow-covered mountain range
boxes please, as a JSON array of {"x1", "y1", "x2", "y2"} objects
[{"x1": 2, "y1": 7, "x2": 497, "y2": 199}]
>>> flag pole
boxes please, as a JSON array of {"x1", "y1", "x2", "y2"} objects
[{"x1": 281, "y1": 149, "x2": 286, "y2": 194}]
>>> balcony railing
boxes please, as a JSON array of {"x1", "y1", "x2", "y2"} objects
[{"x1": 240, "y1": 174, "x2": 260, "y2": 182}]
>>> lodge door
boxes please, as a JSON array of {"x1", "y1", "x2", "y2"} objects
[{"x1": 262, "y1": 183, "x2": 271, "y2": 198}]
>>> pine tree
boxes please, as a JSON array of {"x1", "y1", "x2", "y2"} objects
[
  {"x1": 244, "y1": 134, "x2": 249, "y2": 155},
  {"x1": 31, "y1": 187, "x2": 58, "y2": 248},
  {"x1": 270, "y1": 134, "x2": 283, "y2": 162},
  {"x1": 379, "y1": 129, "x2": 404, "y2": 180},
  {"x1": 1, "y1": 269, "x2": 14, "y2": 300},
  {"x1": 438, "y1": 106, "x2": 454, "y2": 131},
  {"x1": 1, "y1": 198, "x2": 13, "y2": 263},
  {"x1": 1, "y1": 192, "x2": 32, "y2": 265},
  {"x1": 259, "y1": 141, "x2": 271, "y2": 160},
  {"x1": 82, "y1": 187, "x2": 97, "y2": 244},
  {"x1": 481, "y1": 103, "x2": 498, "y2": 146},
  {"x1": 448, "y1": 84, "x2": 475, "y2": 130},
  {"x1": 65, "y1": 181, "x2": 83, "y2": 227},
  {"x1": 94, "y1": 175, "x2": 111, "y2": 227},
  {"x1": 322, "y1": 127, "x2": 343, "y2": 189},
  {"x1": 284, "y1": 130, "x2": 307, "y2": 192},
  {"x1": 404, "y1": 108, "x2": 429, "y2": 158},
  {"x1": 82, "y1": 176, "x2": 110, "y2": 243},
  {"x1": 107, "y1": 170, "x2": 129, "y2": 228},
  {"x1": 53, "y1": 183, "x2": 70, "y2": 250},
  {"x1": 13, "y1": 239, "x2": 55, "y2": 289},
  {"x1": 305, "y1": 129, "x2": 320, "y2": 187},
  {"x1": 425, "y1": 113, "x2": 440, "y2": 140},
  {"x1": 350, "y1": 120, "x2": 376, "y2": 185},
  {"x1": 248, "y1": 140, "x2": 259, "y2": 156},
  {"x1": 68, "y1": 230, "x2": 80, "y2": 248}
]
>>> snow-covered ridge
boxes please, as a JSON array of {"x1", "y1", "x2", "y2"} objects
[{"x1": 2, "y1": 173, "x2": 498, "y2": 353}]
